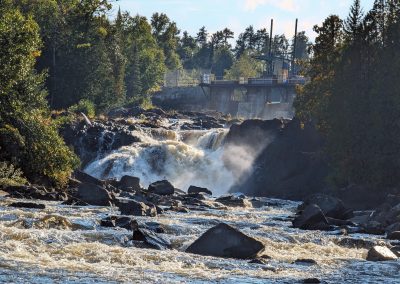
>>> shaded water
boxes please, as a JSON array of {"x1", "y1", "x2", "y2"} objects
[{"x1": 0, "y1": 196, "x2": 398, "y2": 283}]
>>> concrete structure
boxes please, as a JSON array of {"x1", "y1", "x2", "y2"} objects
[{"x1": 200, "y1": 76, "x2": 305, "y2": 119}]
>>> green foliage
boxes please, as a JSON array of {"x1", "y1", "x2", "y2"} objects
[
  {"x1": 0, "y1": 161, "x2": 27, "y2": 187},
  {"x1": 68, "y1": 99, "x2": 96, "y2": 118},
  {"x1": 0, "y1": 2, "x2": 79, "y2": 186},
  {"x1": 295, "y1": 0, "x2": 400, "y2": 189},
  {"x1": 126, "y1": 95, "x2": 154, "y2": 110},
  {"x1": 224, "y1": 52, "x2": 263, "y2": 79}
]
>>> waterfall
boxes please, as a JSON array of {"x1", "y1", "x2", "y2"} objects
[{"x1": 84, "y1": 127, "x2": 236, "y2": 195}]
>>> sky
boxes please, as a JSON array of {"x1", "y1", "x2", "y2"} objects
[{"x1": 113, "y1": 0, "x2": 375, "y2": 41}]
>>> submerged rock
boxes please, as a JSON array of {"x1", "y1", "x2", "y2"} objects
[
  {"x1": 293, "y1": 259, "x2": 317, "y2": 265},
  {"x1": 303, "y1": 278, "x2": 321, "y2": 284},
  {"x1": 336, "y1": 237, "x2": 377, "y2": 249},
  {"x1": 188, "y1": 185, "x2": 212, "y2": 196},
  {"x1": 292, "y1": 204, "x2": 330, "y2": 230},
  {"x1": 9, "y1": 202, "x2": 46, "y2": 209},
  {"x1": 77, "y1": 182, "x2": 113, "y2": 206},
  {"x1": 148, "y1": 180, "x2": 174, "y2": 196},
  {"x1": 366, "y1": 246, "x2": 398, "y2": 261},
  {"x1": 186, "y1": 223, "x2": 265, "y2": 259}
]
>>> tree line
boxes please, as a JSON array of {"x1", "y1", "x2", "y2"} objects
[
  {"x1": 295, "y1": 0, "x2": 400, "y2": 190},
  {"x1": 11, "y1": 0, "x2": 310, "y2": 112}
]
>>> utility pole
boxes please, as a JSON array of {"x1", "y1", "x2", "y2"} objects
[
  {"x1": 268, "y1": 19, "x2": 274, "y2": 76},
  {"x1": 292, "y1": 18, "x2": 298, "y2": 76}
]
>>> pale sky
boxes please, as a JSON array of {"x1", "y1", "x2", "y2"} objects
[{"x1": 113, "y1": 0, "x2": 375, "y2": 41}]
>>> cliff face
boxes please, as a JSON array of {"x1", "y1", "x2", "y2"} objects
[{"x1": 226, "y1": 119, "x2": 329, "y2": 200}]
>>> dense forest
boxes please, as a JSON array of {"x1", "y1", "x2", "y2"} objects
[{"x1": 295, "y1": 0, "x2": 400, "y2": 190}]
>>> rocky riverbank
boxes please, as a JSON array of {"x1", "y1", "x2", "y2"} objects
[{"x1": 0, "y1": 108, "x2": 399, "y2": 282}]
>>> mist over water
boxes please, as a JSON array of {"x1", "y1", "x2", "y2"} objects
[{"x1": 84, "y1": 124, "x2": 264, "y2": 195}]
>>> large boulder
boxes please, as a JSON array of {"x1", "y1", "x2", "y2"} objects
[
  {"x1": 77, "y1": 182, "x2": 113, "y2": 206},
  {"x1": 292, "y1": 204, "x2": 330, "y2": 230},
  {"x1": 118, "y1": 175, "x2": 141, "y2": 192},
  {"x1": 366, "y1": 246, "x2": 398, "y2": 261},
  {"x1": 186, "y1": 223, "x2": 265, "y2": 259},
  {"x1": 117, "y1": 199, "x2": 157, "y2": 217},
  {"x1": 188, "y1": 185, "x2": 212, "y2": 196},
  {"x1": 227, "y1": 119, "x2": 329, "y2": 200},
  {"x1": 148, "y1": 180, "x2": 174, "y2": 196},
  {"x1": 299, "y1": 194, "x2": 351, "y2": 220},
  {"x1": 74, "y1": 171, "x2": 104, "y2": 187}
]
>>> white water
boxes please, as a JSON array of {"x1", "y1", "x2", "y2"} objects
[
  {"x1": 85, "y1": 125, "x2": 255, "y2": 196},
  {"x1": 0, "y1": 196, "x2": 397, "y2": 283}
]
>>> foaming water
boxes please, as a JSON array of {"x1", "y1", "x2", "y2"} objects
[
  {"x1": 0, "y1": 197, "x2": 398, "y2": 283},
  {"x1": 85, "y1": 126, "x2": 237, "y2": 195}
]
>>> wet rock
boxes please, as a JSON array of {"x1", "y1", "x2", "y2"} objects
[
  {"x1": 9, "y1": 202, "x2": 45, "y2": 209},
  {"x1": 185, "y1": 193, "x2": 207, "y2": 200},
  {"x1": 293, "y1": 259, "x2": 317, "y2": 265},
  {"x1": 77, "y1": 183, "x2": 113, "y2": 206},
  {"x1": 385, "y1": 222, "x2": 400, "y2": 235},
  {"x1": 144, "y1": 221, "x2": 166, "y2": 234},
  {"x1": 292, "y1": 204, "x2": 330, "y2": 230},
  {"x1": 390, "y1": 245, "x2": 400, "y2": 257},
  {"x1": 303, "y1": 278, "x2": 321, "y2": 284},
  {"x1": 366, "y1": 245, "x2": 398, "y2": 261},
  {"x1": 169, "y1": 206, "x2": 190, "y2": 213},
  {"x1": 326, "y1": 217, "x2": 355, "y2": 226},
  {"x1": 74, "y1": 171, "x2": 104, "y2": 187},
  {"x1": 336, "y1": 237, "x2": 377, "y2": 249},
  {"x1": 186, "y1": 223, "x2": 265, "y2": 259},
  {"x1": 387, "y1": 231, "x2": 400, "y2": 240},
  {"x1": 118, "y1": 175, "x2": 141, "y2": 192},
  {"x1": 117, "y1": 199, "x2": 157, "y2": 217},
  {"x1": 100, "y1": 216, "x2": 133, "y2": 230},
  {"x1": 362, "y1": 221, "x2": 385, "y2": 235},
  {"x1": 148, "y1": 180, "x2": 174, "y2": 196},
  {"x1": 215, "y1": 195, "x2": 252, "y2": 208},
  {"x1": 349, "y1": 211, "x2": 371, "y2": 225},
  {"x1": 188, "y1": 185, "x2": 212, "y2": 196},
  {"x1": 300, "y1": 194, "x2": 351, "y2": 220},
  {"x1": 248, "y1": 258, "x2": 267, "y2": 265},
  {"x1": 131, "y1": 220, "x2": 171, "y2": 250}
]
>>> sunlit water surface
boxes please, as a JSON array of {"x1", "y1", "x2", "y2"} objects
[{"x1": 0, "y1": 197, "x2": 398, "y2": 283}]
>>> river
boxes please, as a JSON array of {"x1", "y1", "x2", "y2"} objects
[{"x1": 0, "y1": 117, "x2": 398, "y2": 283}]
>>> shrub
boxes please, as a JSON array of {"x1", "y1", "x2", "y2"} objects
[
  {"x1": 68, "y1": 99, "x2": 96, "y2": 118},
  {"x1": 0, "y1": 161, "x2": 27, "y2": 187},
  {"x1": 125, "y1": 95, "x2": 153, "y2": 110}
]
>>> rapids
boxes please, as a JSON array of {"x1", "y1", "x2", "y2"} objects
[
  {"x1": 1, "y1": 118, "x2": 398, "y2": 283},
  {"x1": 0, "y1": 196, "x2": 398, "y2": 283}
]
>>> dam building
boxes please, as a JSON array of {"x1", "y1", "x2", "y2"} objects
[{"x1": 153, "y1": 19, "x2": 307, "y2": 120}]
